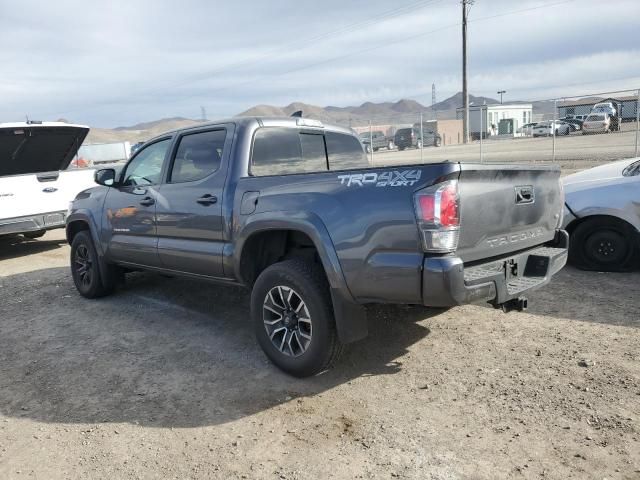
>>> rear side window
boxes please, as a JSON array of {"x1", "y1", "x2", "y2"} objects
[
  {"x1": 326, "y1": 131, "x2": 368, "y2": 171},
  {"x1": 170, "y1": 129, "x2": 226, "y2": 183},
  {"x1": 252, "y1": 128, "x2": 327, "y2": 176}
]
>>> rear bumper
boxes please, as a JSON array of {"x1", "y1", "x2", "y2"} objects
[
  {"x1": 0, "y1": 211, "x2": 67, "y2": 235},
  {"x1": 422, "y1": 230, "x2": 569, "y2": 307}
]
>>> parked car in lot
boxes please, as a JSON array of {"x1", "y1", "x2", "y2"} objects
[
  {"x1": 358, "y1": 130, "x2": 392, "y2": 153},
  {"x1": 560, "y1": 117, "x2": 583, "y2": 131},
  {"x1": 563, "y1": 158, "x2": 640, "y2": 271},
  {"x1": 66, "y1": 116, "x2": 568, "y2": 377},
  {"x1": 582, "y1": 113, "x2": 611, "y2": 134},
  {"x1": 394, "y1": 127, "x2": 441, "y2": 150},
  {"x1": 592, "y1": 102, "x2": 617, "y2": 116},
  {"x1": 532, "y1": 121, "x2": 571, "y2": 137},
  {"x1": 0, "y1": 121, "x2": 96, "y2": 238},
  {"x1": 519, "y1": 122, "x2": 538, "y2": 136}
]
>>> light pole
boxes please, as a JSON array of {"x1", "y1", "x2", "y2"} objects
[
  {"x1": 497, "y1": 90, "x2": 506, "y2": 104},
  {"x1": 462, "y1": 0, "x2": 474, "y2": 144}
]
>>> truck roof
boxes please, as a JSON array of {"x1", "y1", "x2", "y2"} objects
[{"x1": 145, "y1": 116, "x2": 356, "y2": 143}]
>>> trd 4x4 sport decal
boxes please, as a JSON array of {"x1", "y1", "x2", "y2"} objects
[{"x1": 338, "y1": 170, "x2": 421, "y2": 187}]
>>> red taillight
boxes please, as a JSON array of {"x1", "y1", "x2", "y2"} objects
[
  {"x1": 440, "y1": 183, "x2": 459, "y2": 227},
  {"x1": 414, "y1": 180, "x2": 460, "y2": 252},
  {"x1": 418, "y1": 195, "x2": 435, "y2": 222}
]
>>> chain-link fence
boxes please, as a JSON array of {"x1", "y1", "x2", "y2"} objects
[{"x1": 318, "y1": 88, "x2": 640, "y2": 175}]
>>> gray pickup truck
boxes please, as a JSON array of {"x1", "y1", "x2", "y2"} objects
[
  {"x1": 66, "y1": 116, "x2": 568, "y2": 377},
  {"x1": 358, "y1": 130, "x2": 392, "y2": 153}
]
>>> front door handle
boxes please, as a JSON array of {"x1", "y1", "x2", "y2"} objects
[
  {"x1": 197, "y1": 194, "x2": 217, "y2": 205},
  {"x1": 139, "y1": 196, "x2": 155, "y2": 206}
]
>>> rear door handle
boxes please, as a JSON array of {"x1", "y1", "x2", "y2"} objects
[
  {"x1": 139, "y1": 196, "x2": 155, "y2": 206},
  {"x1": 197, "y1": 194, "x2": 217, "y2": 205}
]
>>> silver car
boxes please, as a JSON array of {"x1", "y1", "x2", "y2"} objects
[{"x1": 563, "y1": 158, "x2": 640, "y2": 271}]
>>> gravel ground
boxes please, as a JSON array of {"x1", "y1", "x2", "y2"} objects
[{"x1": 0, "y1": 230, "x2": 638, "y2": 480}]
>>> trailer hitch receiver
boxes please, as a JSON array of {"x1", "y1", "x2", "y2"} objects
[{"x1": 497, "y1": 297, "x2": 528, "y2": 313}]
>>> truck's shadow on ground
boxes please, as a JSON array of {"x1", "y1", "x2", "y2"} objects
[
  {"x1": 0, "y1": 267, "x2": 436, "y2": 428},
  {"x1": 0, "y1": 235, "x2": 67, "y2": 261}
]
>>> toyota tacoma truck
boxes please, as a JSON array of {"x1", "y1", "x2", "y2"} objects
[{"x1": 66, "y1": 116, "x2": 568, "y2": 377}]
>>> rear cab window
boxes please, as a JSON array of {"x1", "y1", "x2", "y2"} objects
[{"x1": 250, "y1": 127, "x2": 367, "y2": 176}]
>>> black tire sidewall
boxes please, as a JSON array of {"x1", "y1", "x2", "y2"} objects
[
  {"x1": 70, "y1": 231, "x2": 104, "y2": 298},
  {"x1": 251, "y1": 260, "x2": 336, "y2": 377},
  {"x1": 570, "y1": 219, "x2": 635, "y2": 271}
]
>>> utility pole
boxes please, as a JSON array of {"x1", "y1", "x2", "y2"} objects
[
  {"x1": 497, "y1": 90, "x2": 506, "y2": 104},
  {"x1": 432, "y1": 83, "x2": 437, "y2": 107},
  {"x1": 200, "y1": 106, "x2": 207, "y2": 121},
  {"x1": 462, "y1": 0, "x2": 473, "y2": 144}
]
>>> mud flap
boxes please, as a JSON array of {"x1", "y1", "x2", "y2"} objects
[{"x1": 330, "y1": 288, "x2": 368, "y2": 344}]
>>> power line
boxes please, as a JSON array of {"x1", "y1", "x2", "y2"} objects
[
  {"x1": 41, "y1": 0, "x2": 443, "y2": 118},
  {"x1": 191, "y1": 0, "x2": 575, "y2": 100},
  {"x1": 44, "y1": 0, "x2": 577, "y2": 119},
  {"x1": 150, "y1": 0, "x2": 445, "y2": 92}
]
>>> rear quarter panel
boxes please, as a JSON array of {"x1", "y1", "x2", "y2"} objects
[
  {"x1": 565, "y1": 177, "x2": 640, "y2": 232},
  {"x1": 233, "y1": 163, "x2": 460, "y2": 303}
]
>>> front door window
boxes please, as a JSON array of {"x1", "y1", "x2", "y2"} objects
[{"x1": 122, "y1": 139, "x2": 171, "y2": 187}]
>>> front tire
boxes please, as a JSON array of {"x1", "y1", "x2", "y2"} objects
[
  {"x1": 70, "y1": 231, "x2": 117, "y2": 298},
  {"x1": 569, "y1": 217, "x2": 637, "y2": 272},
  {"x1": 251, "y1": 259, "x2": 343, "y2": 377}
]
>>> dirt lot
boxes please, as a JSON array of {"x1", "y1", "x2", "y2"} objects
[{"x1": 0, "y1": 231, "x2": 638, "y2": 480}]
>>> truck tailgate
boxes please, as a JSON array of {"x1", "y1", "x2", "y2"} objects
[{"x1": 456, "y1": 164, "x2": 563, "y2": 263}]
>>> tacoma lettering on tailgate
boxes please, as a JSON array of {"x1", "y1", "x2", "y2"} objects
[{"x1": 486, "y1": 227, "x2": 545, "y2": 248}]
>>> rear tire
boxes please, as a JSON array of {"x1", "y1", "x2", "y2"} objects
[
  {"x1": 569, "y1": 217, "x2": 637, "y2": 272},
  {"x1": 70, "y1": 231, "x2": 118, "y2": 298},
  {"x1": 251, "y1": 258, "x2": 343, "y2": 377}
]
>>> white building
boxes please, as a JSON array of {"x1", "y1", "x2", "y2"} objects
[{"x1": 456, "y1": 103, "x2": 533, "y2": 138}]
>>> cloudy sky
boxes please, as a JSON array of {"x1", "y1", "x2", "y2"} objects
[{"x1": 1, "y1": 0, "x2": 639, "y2": 127}]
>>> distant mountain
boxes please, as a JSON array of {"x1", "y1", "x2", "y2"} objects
[
  {"x1": 83, "y1": 93, "x2": 549, "y2": 144},
  {"x1": 86, "y1": 117, "x2": 202, "y2": 144},
  {"x1": 114, "y1": 117, "x2": 202, "y2": 132},
  {"x1": 431, "y1": 92, "x2": 499, "y2": 111},
  {"x1": 236, "y1": 93, "x2": 507, "y2": 127}
]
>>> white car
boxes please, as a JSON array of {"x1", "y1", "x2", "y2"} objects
[
  {"x1": 532, "y1": 121, "x2": 571, "y2": 137},
  {"x1": 591, "y1": 102, "x2": 617, "y2": 116},
  {"x1": 519, "y1": 122, "x2": 537, "y2": 136},
  {"x1": 0, "y1": 122, "x2": 96, "y2": 238},
  {"x1": 563, "y1": 158, "x2": 640, "y2": 271},
  {"x1": 582, "y1": 113, "x2": 610, "y2": 134}
]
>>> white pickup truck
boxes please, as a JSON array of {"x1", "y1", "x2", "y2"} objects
[{"x1": 0, "y1": 121, "x2": 97, "y2": 238}]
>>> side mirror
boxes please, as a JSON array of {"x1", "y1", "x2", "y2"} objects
[{"x1": 94, "y1": 168, "x2": 117, "y2": 187}]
